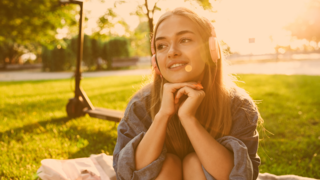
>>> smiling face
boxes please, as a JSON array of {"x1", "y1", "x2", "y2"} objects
[{"x1": 155, "y1": 15, "x2": 207, "y2": 83}]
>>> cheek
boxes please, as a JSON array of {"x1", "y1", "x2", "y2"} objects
[
  {"x1": 192, "y1": 60, "x2": 206, "y2": 73},
  {"x1": 188, "y1": 46, "x2": 207, "y2": 69},
  {"x1": 156, "y1": 54, "x2": 167, "y2": 70}
]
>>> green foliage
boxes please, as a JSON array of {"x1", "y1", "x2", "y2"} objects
[
  {"x1": 101, "y1": 37, "x2": 130, "y2": 69},
  {"x1": 187, "y1": 0, "x2": 213, "y2": 10},
  {"x1": 129, "y1": 21, "x2": 151, "y2": 57},
  {"x1": 0, "y1": 0, "x2": 77, "y2": 67},
  {"x1": 41, "y1": 35, "x2": 130, "y2": 71},
  {"x1": 83, "y1": 35, "x2": 94, "y2": 68},
  {"x1": 42, "y1": 42, "x2": 75, "y2": 72},
  {"x1": 220, "y1": 40, "x2": 232, "y2": 56},
  {"x1": 0, "y1": 0, "x2": 76, "y2": 45},
  {"x1": 0, "y1": 75, "x2": 319, "y2": 179},
  {"x1": 113, "y1": 0, "x2": 220, "y2": 56},
  {"x1": 114, "y1": 0, "x2": 162, "y2": 55},
  {"x1": 91, "y1": 38, "x2": 103, "y2": 67},
  {"x1": 92, "y1": 8, "x2": 118, "y2": 40}
]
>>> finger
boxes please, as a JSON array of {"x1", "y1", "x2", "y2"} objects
[
  {"x1": 164, "y1": 82, "x2": 201, "y2": 93},
  {"x1": 187, "y1": 82, "x2": 203, "y2": 90},
  {"x1": 194, "y1": 82, "x2": 203, "y2": 89},
  {"x1": 174, "y1": 87, "x2": 192, "y2": 104}
]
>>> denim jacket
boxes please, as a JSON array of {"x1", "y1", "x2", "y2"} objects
[{"x1": 113, "y1": 84, "x2": 261, "y2": 180}]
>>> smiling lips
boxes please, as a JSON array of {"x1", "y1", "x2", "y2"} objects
[{"x1": 169, "y1": 63, "x2": 187, "y2": 69}]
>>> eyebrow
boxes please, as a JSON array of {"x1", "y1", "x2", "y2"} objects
[{"x1": 155, "y1": 30, "x2": 195, "y2": 42}]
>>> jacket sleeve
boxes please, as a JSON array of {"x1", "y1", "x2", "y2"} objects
[
  {"x1": 113, "y1": 93, "x2": 167, "y2": 180},
  {"x1": 202, "y1": 97, "x2": 261, "y2": 180}
]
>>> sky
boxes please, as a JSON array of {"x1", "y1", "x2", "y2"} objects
[{"x1": 81, "y1": 0, "x2": 311, "y2": 55}]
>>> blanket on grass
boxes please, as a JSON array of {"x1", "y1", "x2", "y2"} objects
[{"x1": 36, "y1": 153, "x2": 318, "y2": 180}]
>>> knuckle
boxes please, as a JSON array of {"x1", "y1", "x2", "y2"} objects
[{"x1": 199, "y1": 91, "x2": 205, "y2": 96}]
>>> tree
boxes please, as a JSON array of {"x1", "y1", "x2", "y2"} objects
[
  {"x1": 115, "y1": 0, "x2": 161, "y2": 56},
  {"x1": 91, "y1": 8, "x2": 118, "y2": 40},
  {"x1": 128, "y1": 21, "x2": 150, "y2": 57},
  {"x1": 114, "y1": 0, "x2": 217, "y2": 55},
  {"x1": 286, "y1": 0, "x2": 320, "y2": 43},
  {"x1": 101, "y1": 37, "x2": 130, "y2": 69},
  {"x1": 190, "y1": 0, "x2": 213, "y2": 10},
  {"x1": 42, "y1": 39, "x2": 75, "y2": 71},
  {"x1": 0, "y1": 0, "x2": 77, "y2": 69}
]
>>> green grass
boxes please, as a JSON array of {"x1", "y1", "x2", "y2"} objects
[
  {"x1": 0, "y1": 74, "x2": 319, "y2": 179},
  {"x1": 235, "y1": 75, "x2": 320, "y2": 177}
]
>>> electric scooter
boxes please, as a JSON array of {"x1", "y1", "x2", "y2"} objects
[{"x1": 63, "y1": 0, "x2": 123, "y2": 122}]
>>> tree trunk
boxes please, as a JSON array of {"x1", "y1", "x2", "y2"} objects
[
  {"x1": 0, "y1": 58, "x2": 7, "y2": 70},
  {"x1": 148, "y1": 17, "x2": 154, "y2": 55}
]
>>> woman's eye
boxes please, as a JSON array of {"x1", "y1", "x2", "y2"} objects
[
  {"x1": 156, "y1": 44, "x2": 166, "y2": 50},
  {"x1": 181, "y1": 38, "x2": 192, "y2": 43}
]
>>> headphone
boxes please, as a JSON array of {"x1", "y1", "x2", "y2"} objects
[{"x1": 151, "y1": 18, "x2": 220, "y2": 78}]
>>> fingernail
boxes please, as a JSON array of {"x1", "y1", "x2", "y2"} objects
[{"x1": 196, "y1": 83, "x2": 203, "y2": 89}]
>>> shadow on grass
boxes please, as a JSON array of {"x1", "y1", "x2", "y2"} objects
[
  {"x1": 6, "y1": 80, "x2": 141, "y2": 99},
  {"x1": 0, "y1": 116, "x2": 71, "y2": 139},
  {"x1": 1, "y1": 115, "x2": 118, "y2": 158},
  {"x1": 66, "y1": 123, "x2": 118, "y2": 159}
]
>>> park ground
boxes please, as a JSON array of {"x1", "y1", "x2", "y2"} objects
[
  {"x1": 0, "y1": 60, "x2": 320, "y2": 179},
  {"x1": 1, "y1": 59, "x2": 320, "y2": 81}
]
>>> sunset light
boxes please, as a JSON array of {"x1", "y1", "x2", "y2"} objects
[
  {"x1": 84, "y1": 0, "x2": 310, "y2": 54},
  {"x1": 1, "y1": 0, "x2": 320, "y2": 178}
]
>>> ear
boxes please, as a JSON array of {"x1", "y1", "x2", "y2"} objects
[{"x1": 152, "y1": 54, "x2": 161, "y2": 75}]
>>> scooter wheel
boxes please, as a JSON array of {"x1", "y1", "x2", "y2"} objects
[{"x1": 66, "y1": 98, "x2": 85, "y2": 118}]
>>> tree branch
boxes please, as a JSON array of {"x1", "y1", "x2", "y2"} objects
[
  {"x1": 144, "y1": 0, "x2": 150, "y2": 18},
  {"x1": 151, "y1": 0, "x2": 160, "y2": 15}
]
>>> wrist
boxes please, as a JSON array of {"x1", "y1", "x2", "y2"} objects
[
  {"x1": 155, "y1": 111, "x2": 171, "y2": 124},
  {"x1": 178, "y1": 113, "x2": 195, "y2": 120},
  {"x1": 179, "y1": 115, "x2": 197, "y2": 125}
]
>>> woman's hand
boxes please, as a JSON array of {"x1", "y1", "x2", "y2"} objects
[
  {"x1": 175, "y1": 84, "x2": 205, "y2": 120},
  {"x1": 158, "y1": 82, "x2": 201, "y2": 119}
]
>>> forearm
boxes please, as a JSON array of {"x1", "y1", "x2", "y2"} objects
[
  {"x1": 135, "y1": 113, "x2": 170, "y2": 170},
  {"x1": 181, "y1": 117, "x2": 234, "y2": 180}
]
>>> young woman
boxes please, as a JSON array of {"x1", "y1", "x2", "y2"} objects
[{"x1": 113, "y1": 7, "x2": 261, "y2": 180}]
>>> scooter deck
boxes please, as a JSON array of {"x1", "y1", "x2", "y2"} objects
[{"x1": 86, "y1": 108, "x2": 123, "y2": 122}]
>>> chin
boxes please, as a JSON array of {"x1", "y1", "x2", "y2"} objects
[
  {"x1": 165, "y1": 76, "x2": 192, "y2": 83},
  {"x1": 164, "y1": 71, "x2": 201, "y2": 83}
]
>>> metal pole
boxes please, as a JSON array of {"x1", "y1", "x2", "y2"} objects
[{"x1": 75, "y1": 1, "x2": 84, "y2": 99}]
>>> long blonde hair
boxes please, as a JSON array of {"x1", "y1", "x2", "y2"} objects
[{"x1": 150, "y1": 7, "x2": 237, "y2": 159}]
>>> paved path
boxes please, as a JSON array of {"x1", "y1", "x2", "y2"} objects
[
  {"x1": 227, "y1": 59, "x2": 320, "y2": 75},
  {"x1": 0, "y1": 69, "x2": 152, "y2": 82},
  {"x1": 0, "y1": 60, "x2": 319, "y2": 82}
]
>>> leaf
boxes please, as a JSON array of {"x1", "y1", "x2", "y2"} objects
[
  {"x1": 155, "y1": 6, "x2": 161, "y2": 11},
  {"x1": 186, "y1": 0, "x2": 214, "y2": 10},
  {"x1": 114, "y1": 0, "x2": 127, "y2": 8}
]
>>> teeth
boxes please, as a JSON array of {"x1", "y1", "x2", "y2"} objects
[{"x1": 170, "y1": 63, "x2": 186, "y2": 69}]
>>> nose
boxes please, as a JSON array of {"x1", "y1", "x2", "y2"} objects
[{"x1": 167, "y1": 43, "x2": 181, "y2": 58}]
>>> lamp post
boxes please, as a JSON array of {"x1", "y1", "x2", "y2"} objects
[{"x1": 59, "y1": 0, "x2": 123, "y2": 121}]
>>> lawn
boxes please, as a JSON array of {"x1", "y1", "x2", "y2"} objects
[{"x1": 0, "y1": 74, "x2": 319, "y2": 179}]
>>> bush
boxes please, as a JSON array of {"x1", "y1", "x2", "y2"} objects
[
  {"x1": 42, "y1": 36, "x2": 130, "y2": 71},
  {"x1": 101, "y1": 37, "x2": 130, "y2": 70},
  {"x1": 42, "y1": 40, "x2": 75, "y2": 72}
]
